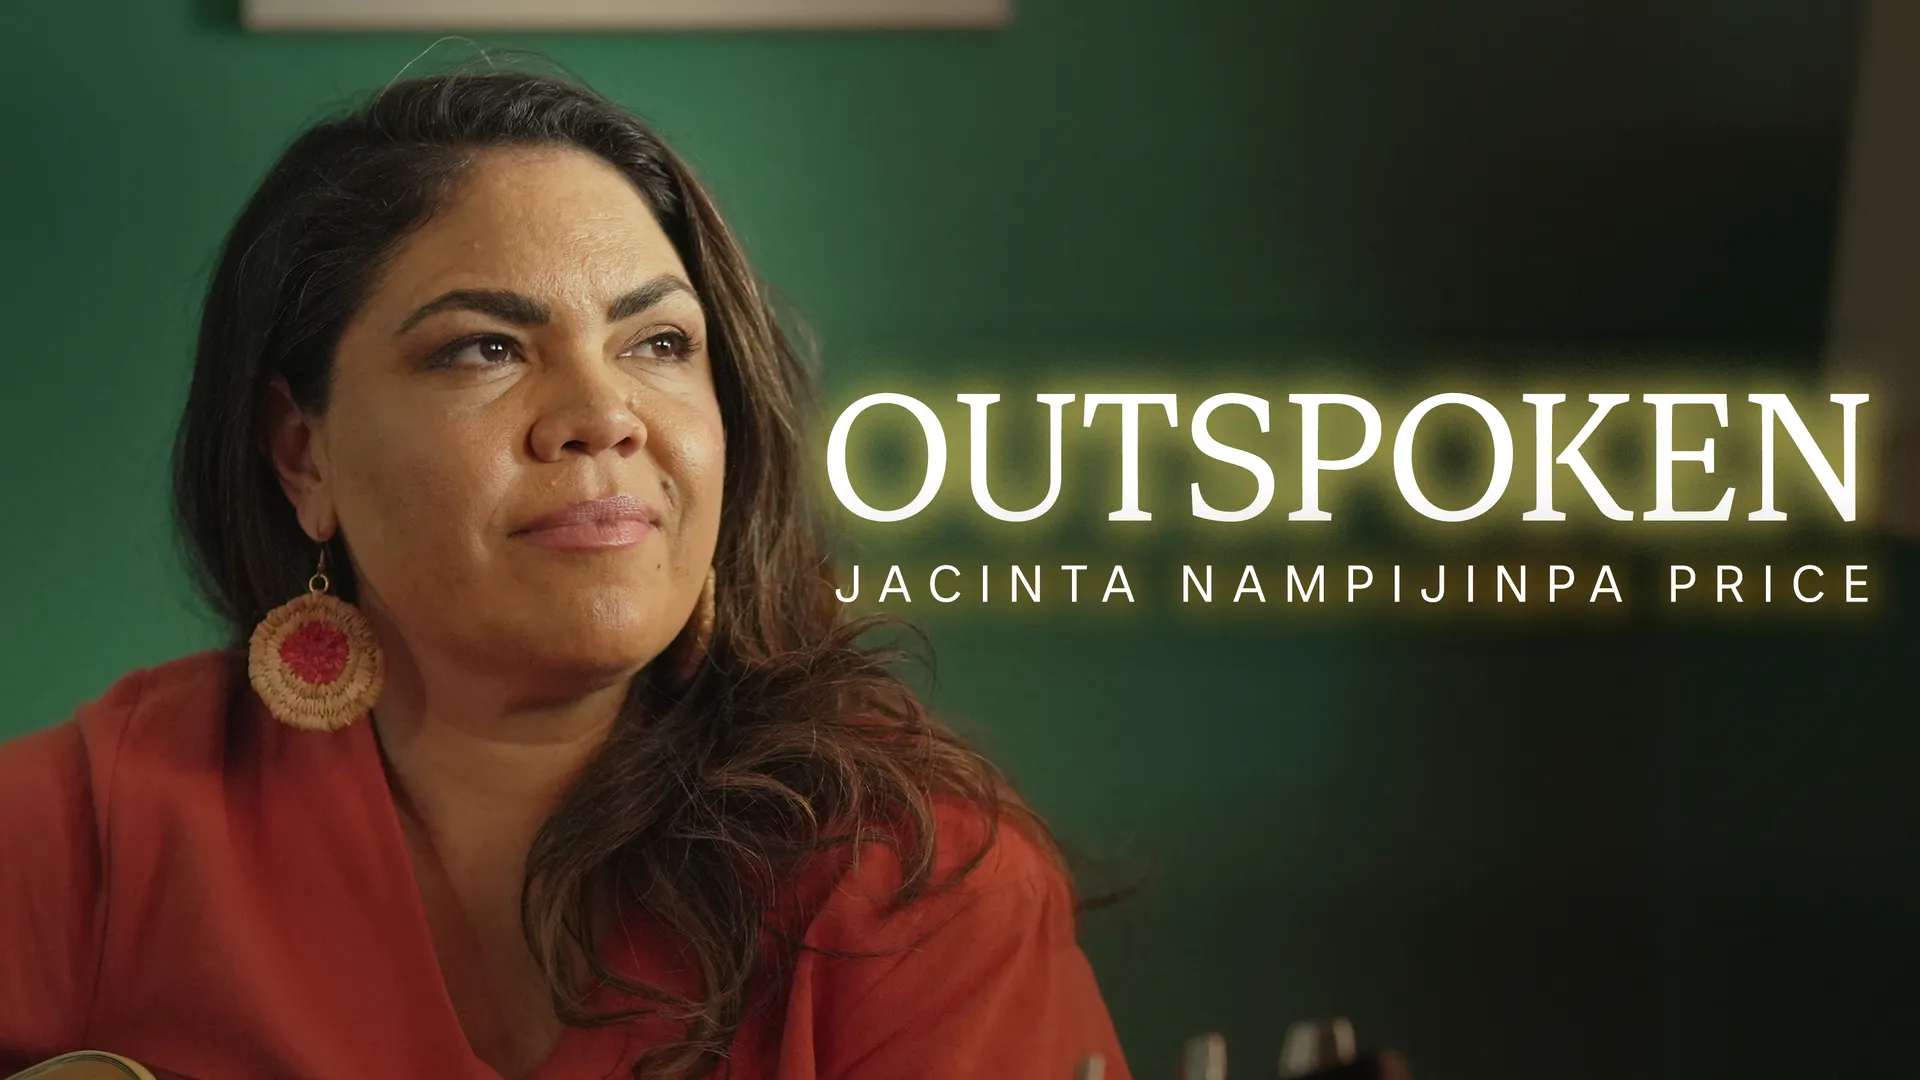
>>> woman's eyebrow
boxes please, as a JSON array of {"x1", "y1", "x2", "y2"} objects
[
  {"x1": 606, "y1": 274, "x2": 699, "y2": 321},
  {"x1": 393, "y1": 275, "x2": 698, "y2": 335},
  {"x1": 396, "y1": 288, "x2": 550, "y2": 334}
]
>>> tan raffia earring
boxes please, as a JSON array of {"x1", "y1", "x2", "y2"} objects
[
  {"x1": 248, "y1": 543, "x2": 385, "y2": 732},
  {"x1": 661, "y1": 565, "x2": 716, "y2": 694}
]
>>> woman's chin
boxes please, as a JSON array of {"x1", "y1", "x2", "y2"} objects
[{"x1": 505, "y1": 631, "x2": 665, "y2": 683}]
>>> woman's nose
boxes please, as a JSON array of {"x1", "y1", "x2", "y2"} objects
[{"x1": 527, "y1": 359, "x2": 648, "y2": 462}]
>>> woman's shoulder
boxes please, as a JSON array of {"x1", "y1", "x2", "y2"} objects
[
  {"x1": 796, "y1": 791, "x2": 1077, "y2": 953},
  {"x1": 0, "y1": 649, "x2": 246, "y2": 825},
  {"x1": 767, "y1": 793, "x2": 1127, "y2": 1079},
  {"x1": 6, "y1": 648, "x2": 240, "y2": 738},
  {"x1": 918, "y1": 791, "x2": 1071, "y2": 902}
]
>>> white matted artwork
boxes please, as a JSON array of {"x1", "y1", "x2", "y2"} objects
[{"x1": 243, "y1": 0, "x2": 1010, "y2": 31}]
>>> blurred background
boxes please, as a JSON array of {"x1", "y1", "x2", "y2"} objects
[{"x1": 2, "y1": 2, "x2": 1915, "y2": 1077}]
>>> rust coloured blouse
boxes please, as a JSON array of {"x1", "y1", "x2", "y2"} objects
[{"x1": 0, "y1": 650, "x2": 1132, "y2": 1079}]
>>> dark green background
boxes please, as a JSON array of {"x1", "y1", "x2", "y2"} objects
[{"x1": 3, "y1": 2, "x2": 1913, "y2": 1077}]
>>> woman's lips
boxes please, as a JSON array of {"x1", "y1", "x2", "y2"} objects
[{"x1": 514, "y1": 517, "x2": 654, "y2": 550}]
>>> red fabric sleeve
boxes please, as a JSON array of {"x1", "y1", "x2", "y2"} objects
[
  {"x1": 0, "y1": 669, "x2": 145, "y2": 1071},
  {"x1": 801, "y1": 798, "x2": 1134, "y2": 1080}
]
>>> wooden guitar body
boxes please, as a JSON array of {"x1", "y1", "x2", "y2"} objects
[{"x1": 4, "y1": 1052, "x2": 156, "y2": 1080}]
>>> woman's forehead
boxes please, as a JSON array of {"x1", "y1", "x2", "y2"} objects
[{"x1": 372, "y1": 146, "x2": 689, "y2": 318}]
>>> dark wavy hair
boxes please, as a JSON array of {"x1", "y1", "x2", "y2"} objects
[{"x1": 170, "y1": 68, "x2": 1078, "y2": 1078}]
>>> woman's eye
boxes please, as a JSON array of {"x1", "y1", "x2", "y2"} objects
[
  {"x1": 431, "y1": 334, "x2": 519, "y2": 368},
  {"x1": 625, "y1": 330, "x2": 696, "y2": 362}
]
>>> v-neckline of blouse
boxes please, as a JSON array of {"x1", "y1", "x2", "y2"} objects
[{"x1": 337, "y1": 705, "x2": 633, "y2": 1080}]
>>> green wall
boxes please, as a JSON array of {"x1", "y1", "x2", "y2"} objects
[{"x1": 5, "y1": 2, "x2": 1912, "y2": 1077}]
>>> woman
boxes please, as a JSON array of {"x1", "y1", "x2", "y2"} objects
[{"x1": 0, "y1": 71, "x2": 1130, "y2": 1080}]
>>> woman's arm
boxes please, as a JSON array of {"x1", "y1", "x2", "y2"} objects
[
  {"x1": 0, "y1": 722, "x2": 104, "y2": 1069},
  {"x1": 0, "y1": 673, "x2": 144, "y2": 1071}
]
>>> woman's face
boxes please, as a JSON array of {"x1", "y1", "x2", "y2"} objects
[{"x1": 275, "y1": 145, "x2": 725, "y2": 692}]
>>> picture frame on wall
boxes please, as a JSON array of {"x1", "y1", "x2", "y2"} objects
[{"x1": 242, "y1": 0, "x2": 1011, "y2": 31}]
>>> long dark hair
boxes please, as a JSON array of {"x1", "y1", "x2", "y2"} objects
[{"x1": 170, "y1": 68, "x2": 1074, "y2": 1078}]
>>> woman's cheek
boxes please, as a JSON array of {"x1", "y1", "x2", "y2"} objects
[
  {"x1": 688, "y1": 415, "x2": 728, "y2": 536},
  {"x1": 656, "y1": 401, "x2": 724, "y2": 497},
  {"x1": 347, "y1": 425, "x2": 493, "y2": 574}
]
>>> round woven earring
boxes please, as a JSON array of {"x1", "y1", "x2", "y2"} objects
[
  {"x1": 661, "y1": 565, "x2": 716, "y2": 693},
  {"x1": 248, "y1": 544, "x2": 385, "y2": 732}
]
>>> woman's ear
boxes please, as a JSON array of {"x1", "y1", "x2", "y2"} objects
[{"x1": 261, "y1": 375, "x2": 336, "y2": 542}]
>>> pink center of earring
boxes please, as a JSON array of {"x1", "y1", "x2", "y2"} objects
[{"x1": 280, "y1": 620, "x2": 350, "y2": 685}]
